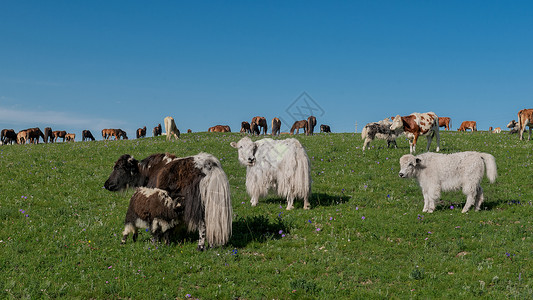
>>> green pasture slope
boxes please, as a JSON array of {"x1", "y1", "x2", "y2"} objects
[{"x1": 0, "y1": 131, "x2": 531, "y2": 299}]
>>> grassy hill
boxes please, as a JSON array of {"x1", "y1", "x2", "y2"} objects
[{"x1": 0, "y1": 131, "x2": 531, "y2": 298}]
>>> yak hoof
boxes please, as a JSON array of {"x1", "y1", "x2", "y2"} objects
[{"x1": 197, "y1": 245, "x2": 205, "y2": 251}]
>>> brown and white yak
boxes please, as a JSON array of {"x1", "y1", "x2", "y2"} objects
[{"x1": 104, "y1": 152, "x2": 232, "y2": 250}]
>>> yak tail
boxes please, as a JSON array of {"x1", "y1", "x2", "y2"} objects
[
  {"x1": 481, "y1": 153, "x2": 497, "y2": 183},
  {"x1": 199, "y1": 157, "x2": 232, "y2": 247}
]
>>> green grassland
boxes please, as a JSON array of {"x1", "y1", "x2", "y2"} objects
[{"x1": 0, "y1": 131, "x2": 531, "y2": 299}]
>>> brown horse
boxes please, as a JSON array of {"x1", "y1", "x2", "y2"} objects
[
  {"x1": 251, "y1": 116, "x2": 268, "y2": 135},
  {"x1": 82, "y1": 130, "x2": 95, "y2": 141},
  {"x1": 17, "y1": 130, "x2": 28, "y2": 144},
  {"x1": 24, "y1": 127, "x2": 45, "y2": 144},
  {"x1": 240, "y1": 121, "x2": 251, "y2": 134},
  {"x1": 307, "y1": 116, "x2": 316, "y2": 136},
  {"x1": 1, "y1": 129, "x2": 17, "y2": 145},
  {"x1": 290, "y1": 120, "x2": 308, "y2": 135},
  {"x1": 136, "y1": 126, "x2": 147, "y2": 139},
  {"x1": 101, "y1": 129, "x2": 116, "y2": 140},
  {"x1": 53, "y1": 130, "x2": 67, "y2": 142},
  {"x1": 153, "y1": 124, "x2": 162, "y2": 137},
  {"x1": 65, "y1": 133, "x2": 76, "y2": 142},
  {"x1": 271, "y1": 118, "x2": 281, "y2": 136}
]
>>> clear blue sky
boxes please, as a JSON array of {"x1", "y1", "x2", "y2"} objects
[{"x1": 1, "y1": 1, "x2": 532, "y2": 137}]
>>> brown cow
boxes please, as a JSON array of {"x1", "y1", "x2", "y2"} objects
[
  {"x1": 153, "y1": 124, "x2": 162, "y2": 137},
  {"x1": 307, "y1": 116, "x2": 317, "y2": 136},
  {"x1": 438, "y1": 117, "x2": 451, "y2": 131},
  {"x1": 492, "y1": 127, "x2": 501, "y2": 133},
  {"x1": 240, "y1": 121, "x2": 251, "y2": 134},
  {"x1": 458, "y1": 121, "x2": 477, "y2": 132},
  {"x1": 390, "y1": 112, "x2": 440, "y2": 154},
  {"x1": 1, "y1": 129, "x2": 17, "y2": 145},
  {"x1": 251, "y1": 116, "x2": 268, "y2": 135},
  {"x1": 290, "y1": 120, "x2": 308, "y2": 135},
  {"x1": 136, "y1": 126, "x2": 147, "y2": 139},
  {"x1": 53, "y1": 130, "x2": 67, "y2": 142},
  {"x1": 65, "y1": 133, "x2": 76, "y2": 142},
  {"x1": 271, "y1": 118, "x2": 281, "y2": 136},
  {"x1": 209, "y1": 125, "x2": 231, "y2": 133},
  {"x1": 517, "y1": 108, "x2": 533, "y2": 140}
]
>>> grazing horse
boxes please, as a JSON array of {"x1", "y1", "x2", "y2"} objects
[
  {"x1": 290, "y1": 120, "x2": 308, "y2": 135},
  {"x1": 320, "y1": 124, "x2": 331, "y2": 133},
  {"x1": 240, "y1": 121, "x2": 251, "y2": 134},
  {"x1": 438, "y1": 117, "x2": 451, "y2": 131},
  {"x1": 153, "y1": 124, "x2": 162, "y2": 137},
  {"x1": 104, "y1": 152, "x2": 232, "y2": 250},
  {"x1": 82, "y1": 130, "x2": 95, "y2": 141},
  {"x1": 44, "y1": 127, "x2": 53, "y2": 143},
  {"x1": 1, "y1": 129, "x2": 17, "y2": 145},
  {"x1": 251, "y1": 123, "x2": 260, "y2": 135},
  {"x1": 271, "y1": 118, "x2": 281, "y2": 136},
  {"x1": 187, "y1": 129, "x2": 192, "y2": 133},
  {"x1": 65, "y1": 133, "x2": 76, "y2": 142},
  {"x1": 136, "y1": 126, "x2": 147, "y2": 139},
  {"x1": 209, "y1": 125, "x2": 231, "y2": 133},
  {"x1": 251, "y1": 116, "x2": 268, "y2": 135},
  {"x1": 25, "y1": 128, "x2": 45, "y2": 144},
  {"x1": 164, "y1": 116, "x2": 180, "y2": 140},
  {"x1": 53, "y1": 130, "x2": 67, "y2": 143},
  {"x1": 307, "y1": 116, "x2": 317, "y2": 136},
  {"x1": 17, "y1": 130, "x2": 28, "y2": 144},
  {"x1": 102, "y1": 129, "x2": 116, "y2": 140}
]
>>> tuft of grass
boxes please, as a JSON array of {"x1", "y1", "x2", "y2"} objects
[{"x1": 0, "y1": 131, "x2": 531, "y2": 298}]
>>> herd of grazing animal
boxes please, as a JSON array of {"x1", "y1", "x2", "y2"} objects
[{"x1": 3, "y1": 109, "x2": 529, "y2": 249}]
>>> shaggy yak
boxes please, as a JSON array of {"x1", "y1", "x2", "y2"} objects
[
  {"x1": 230, "y1": 137, "x2": 311, "y2": 210},
  {"x1": 104, "y1": 152, "x2": 232, "y2": 250},
  {"x1": 164, "y1": 116, "x2": 180, "y2": 140},
  {"x1": 361, "y1": 118, "x2": 403, "y2": 151},
  {"x1": 398, "y1": 151, "x2": 497, "y2": 213}
]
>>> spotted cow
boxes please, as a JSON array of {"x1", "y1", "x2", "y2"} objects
[{"x1": 390, "y1": 112, "x2": 440, "y2": 154}]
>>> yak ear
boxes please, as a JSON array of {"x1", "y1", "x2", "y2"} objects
[{"x1": 230, "y1": 142, "x2": 238, "y2": 148}]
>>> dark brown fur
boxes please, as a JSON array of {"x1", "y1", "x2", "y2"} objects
[
  {"x1": 153, "y1": 124, "x2": 162, "y2": 137},
  {"x1": 136, "y1": 126, "x2": 147, "y2": 139},
  {"x1": 290, "y1": 120, "x2": 308, "y2": 135},
  {"x1": 271, "y1": 118, "x2": 281, "y2": 136},
  {"x1": 1, "y1": 129, "x2": 17, "y2": 145},
  {"x1": 251, "y1": 116, "x2": 268, "y2": 135},
  {"x1": 240, "y1": 121, "x2": 251, "y2": 134},
  {"x1": 82, "y1": 130, "x2": 95, "y2": 141},
  {"x1": 307, "y1": 116, "x2": 316, "y2": 135}
]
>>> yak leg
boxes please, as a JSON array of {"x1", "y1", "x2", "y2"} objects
[
  {"x1": 286, "y1": 196, "x2": 295, "y2": 210},
  {"x1": 303, "y1": 195, "x2": 310, "y2": 210},
  {"x1": 474, "y1": 186, "x2": 484, "y2": 211},
  {"x1": 197, "y1": 220, "x2": 206, "y2": 251}
]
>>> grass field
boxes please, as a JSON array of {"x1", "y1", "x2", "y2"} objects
[{"x1": 0, "y1": 131, "x2": 531, "y2": 299}]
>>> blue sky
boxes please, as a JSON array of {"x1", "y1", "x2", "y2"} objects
[{"x1": 1, "y1": 1, "x2": 532, "y2": 137}]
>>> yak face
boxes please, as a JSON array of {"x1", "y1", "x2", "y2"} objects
[
  {"x1": 230, "y1": 137, "x2": 258, "y2": 167},
  {"x1": 398, "y1": 154, "x2": 422, "y2": 179},
  {"x1": 104, "y1": 154, "x2": 140, "y2": 191}
]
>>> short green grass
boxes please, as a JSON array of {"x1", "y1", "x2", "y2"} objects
[{"x1": 0, "y1": 131, "x2": 531, "y2": 299}]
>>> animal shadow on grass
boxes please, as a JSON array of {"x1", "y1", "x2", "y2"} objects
[
  {"x1": 263, "y1": 193, "x2": 350, "y2": 208},
  {"x1": 434, "y1": 197, "x2": 508, "y2": 212},
  {"x1": 230, "y1": 214, "x2": 291, "y2": 248}
]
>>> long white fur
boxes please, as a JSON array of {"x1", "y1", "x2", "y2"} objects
[
  {"x1": 398, "y1": 151, "x2": 497, "y2": 213},
  {"x1": 194, "y1": 153, "x2": 233, "y2": 247},
  {"x1": 231, "y1": 137, "x2": 311, "y2": 210}
]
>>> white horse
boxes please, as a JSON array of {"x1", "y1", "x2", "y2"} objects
[
  {"x1": 231, "y1": 137, "x2": 311, "y2": 210},
  {"x1": 164, "y1": 116, "x2": 180, "y2": 140}
]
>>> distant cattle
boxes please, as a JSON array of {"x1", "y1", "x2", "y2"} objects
[
  {"x1": 290, "y1": 120, "x2": 308, "y2": 135},
  {"x1": 271, "y1": 118, "x2": 281, "y2": 136},
  {"x1": 44, "y1": 127, "x2": 53, "y2": 143},
  {"x1": 438, "y1": 117, "x2": 451, "y2": 131},
  {"x1": 82, "y1": 130, "x2": 95, "y2": 141},
  {"x1": 65, "y1": 133, "x2": 76, "y2": 142},
  {"x1": 240, "y1": 121, "x2": 251, "y2": 134},
  {"x1": 53, "y1": 130, "x2": 67, "y2": 143},
  {"x1": 251, "y1": 116, "x2": 268, "y2": 135},
  {"x1": 361, "y1": 118, "x2": 403, "y2": 151},
  {"x1": 390, "y1": 112, "x2": 440, "y2": 154},
  {"x1": 307, "y1": 116, "x2": 317, "y2": 136},
  {"x1": 209, "y1": 125, "x2": 231, "y2": 133},
  {"x1": 164, "y1": 116, "x2": 180, "y2": 140},
  {"x1": 507, "y1": 120, "x2": 520, "y2": 134},
  {"x1": 1, "y1": 129, "x2": 17, "y2": 145},
  {"x1": 458, "y1": 121, "x2": 477, "y2": 132},
  {"x1": 320, "y1": 124, "x2": 331, "y2": 133},
  {"x1": 136, "y1": 126, "x2": 147, "y2": 139},
  {"x1": 517, "y1": 108, "x2": 533, "y2": 140},
  {"x1": 187, "y1": 129, "x2": 192, "y2": 133},
  {"x1": 153, "y1": 124, "x2": 162, "y2": 137},
  {"x1": 492, "y1": 127, "x2": 501, "y2": 133}
]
